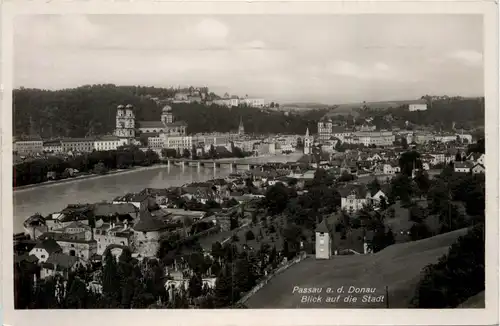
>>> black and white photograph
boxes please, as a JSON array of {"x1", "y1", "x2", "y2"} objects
[{"x1": 1, "y1": 1, "x2": 498, "y2": 325}]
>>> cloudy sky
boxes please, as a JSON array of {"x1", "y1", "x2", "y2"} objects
[{"x1": 14, "y1": 14, "x2": 483, "y2": 104}]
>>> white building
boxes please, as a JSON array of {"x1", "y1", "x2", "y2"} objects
[
  {"x1": 94, "y1": 135, "x2": 127, "y2": 151},
  {"x1": 454, "y1": 161, "x2": 474, "y2": 173},
  {"x1": 213, "y1": 98, "x2": 240, "y2": 107},
  {"x1": 339, "y1": 183, "x2": 372, "y2": 213},
  {"x1": 162, "y1": 135, "x2": 193, "y2": 152},
  {"x1": 408, "y1": 103, "x2": 428, "y2": 111},
  {"x1": 241, "y1": 98, "x2": 265, "y2": 108},
  {"x1": 43, "y1": 140, "x2": 63, "y2": 153}
]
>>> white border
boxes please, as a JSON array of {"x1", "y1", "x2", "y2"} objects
[{"x1": 1, "y1": 1, "x2": 498, "y2": 326}]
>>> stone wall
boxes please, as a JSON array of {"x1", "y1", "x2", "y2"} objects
[{"x1": 235, "y1": 252, "x2": 308, "y2": 306}]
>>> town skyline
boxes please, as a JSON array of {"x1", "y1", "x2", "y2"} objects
[{"x1": 14, "y1": 14, "x2": 483, "y2": 104}]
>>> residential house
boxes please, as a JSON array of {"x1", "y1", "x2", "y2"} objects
[
  {"x1": 40, "y1": 253, "x2": 82, "y2": 279},
  {"x1": 339, "y1": 183, "x2": 372, "y2": 213},
  {"x1": 454, "y1": 161, "x2": 474, "y2": 173},
  {"x1": 472, "y1": 163, "x2": 485, "y2": 175},
  {"x1": 93, "y1": 202, "x2": 139, "y2": 222},
  {"x1": 38, "y1": 229, "x2": 97, "y2": 262},
  {"x1": 29, "y1": 238, "x2": 63, "y2": 263},
  {"x1": 113, "y1": 193, "x2": 150, "y2": 212},
  {"x1": 94, "y1": 221, "x2": 134, "y2": 256},
  {"x1": 45, "y1": 204, "x2": 93, "y2": 232}
]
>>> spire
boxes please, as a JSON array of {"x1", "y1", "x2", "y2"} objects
[{"x1": 305, "y1": 128, "x2": 310, "y2": 138}]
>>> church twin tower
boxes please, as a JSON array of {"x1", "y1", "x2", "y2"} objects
[{"x1": 115, "y1": 104, "x2": 135, "y2": 138}]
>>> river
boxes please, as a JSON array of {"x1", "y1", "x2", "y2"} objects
[{"x1": 13, "y1": 153, "x2": 303, "y2": 233}]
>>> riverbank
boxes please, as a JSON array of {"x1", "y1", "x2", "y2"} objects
[{"x1": 13, "y1": 153, "x2": 304, "y2": 193}]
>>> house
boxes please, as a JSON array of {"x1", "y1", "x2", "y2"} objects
[
  {"x1": 94, "y1": 221, "x2": 134, "y2": 255},
  {"x1": 113, "y1": 193, "x2": 150, "y2": 212},
  {"x1": 371, "y1": 188, "x2": 389, "y2": 206},
  {"x1": 29, "y1": 238, "x2": 63, "y2": 263},
  {"x1": 23, "y1": 213, "x2": 48, "y2": 240},
  {"x1": 40, "y1": 253, "x2": 82, "y2": 279},
  {"x1": 45, "y1": 204, "x2": 93, "y2": 231},
  {"x1": 472, "y1": 163, "x2": 485, "y2": 175},
  {"x1": 454, "y1": 161, "x2": 474, "y2": 173},
  {"x1": 339, "y1": 183, "x2": 371, "y2": 213},
  {"x1": 93, "y1": 202, "x2": 139, "y2": 222},
  {"x1": 38, "y1": 230, "x2": 98, "y2": 262}
]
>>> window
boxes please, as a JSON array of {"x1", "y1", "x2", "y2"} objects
[{"x1": 41, "y1": 255, "x2": 45, "y2": 258}]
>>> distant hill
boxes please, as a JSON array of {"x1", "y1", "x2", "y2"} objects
[
  {"x1": 245, "y1": 228, "x2": 471, "y2": 308},
  {"x1": 282, "y1": 102, "x2": 330, "y2": 109}
]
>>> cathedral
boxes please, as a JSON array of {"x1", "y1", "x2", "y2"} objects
[{"x1": 114, "y1": 104, "x2": 188, "y2": 141}]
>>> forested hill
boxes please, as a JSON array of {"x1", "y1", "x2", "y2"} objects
[{"x1": 13, "y1": 85, "x2": 324, "y2": 138}]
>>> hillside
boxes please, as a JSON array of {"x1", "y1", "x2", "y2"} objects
[
  {"x1": 13, "y1": 85, "x2": 326, "y2": 138},
  {"x1": 245, "y1": 228, "x2": 470, "y2": 308}
]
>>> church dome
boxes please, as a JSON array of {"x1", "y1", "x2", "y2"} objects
[
  {"x1": 162, "y1": 105, "x2": 172, "y2": 113},
  {"x1": 117, "y1": 105, "x2": 125, "y2": 109},
  {"x1": 125, "y1": 104, "x2": 133, "y2": 109}
]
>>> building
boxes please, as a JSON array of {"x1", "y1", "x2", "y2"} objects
[
  {"x1": 114, "y1": 104, "x2": 136, "y2": 140},
  {"x1": 94, "y1": 135, "x2": 127, "y2": 151},
  {"x1": 113, "y1": 193, "x2": 150, "y2": 212},
  {"x1": 147, "y1": 135, "x2": 164, "y2": 150},
  {"x1": 213, "y1": 98, "x2": 240, "y2": 107},
  {"x1": 471, "y1": 163, "x2": 485, "y2": 175},
  {"x1": 40, "y1": 253, "x2": 82, "y2": 280},
  {"x1": 408, "y1": 102, "x2": 428, "y2": 112},
  {"x1": 317, "y1": 118, "x2": 353, "y2": 142},
  {"x1": 161, "y1": 135, "x2": 193, "y2": 152},
  {"x1": 29, "y1": 238, "x2": 63, "y2": 263},
  {"x1": 61, "y1": 138, "x2": 95, "y2": 153},
  {"x1": 348, "y1": 131, "x2": 395, "y2": 147},
  {"x1": 303, "y1": 128, "x2": 313, "y2": 154},
  {"x1": 39, "y1": 224, "x2": 98, "y2": 261},
  {"x1": 94, "y1": 221, "x2": 134, "y2": 256},
  {"x1": 137, "y1": 105, "x2": 188, "y2": 136},
  {"x1": 454, "y1": 161, "x2": 474, "y2": 173},
  {"x1": 132, "y1": 210, "x2": 170, "y2": 258},
  {"x1": 43, "y1": 140, "x2": 63, "y2": 153},
  {"x1": 238, "y1": 117, "x2": 245, "y2": 136},
  {"x1": 339, "y1": 183, "x2": 371, "y2": 213},
  {"x1": 315, "y1": 219, "x2": 332, "y2": 259},
  {"x1": 14, "y1": 137, "x2": 44, "y2": 154},
  {"x1": 241, "y1": 98, "x2": 265, "y2": 108}
]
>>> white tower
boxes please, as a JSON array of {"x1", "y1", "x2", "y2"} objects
[
  {"x1": 304, "y1": 128, "x2": 312, "y2": 154},
  {"x1": 115, "y1": 104, "x2": 136, "y2": 139},
  {"x1": 315, "y1": 219, "x2": 332, "y2": 259}
]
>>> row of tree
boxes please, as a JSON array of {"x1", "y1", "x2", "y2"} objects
[{"x1": 14, "y1": 146, "x2": 160, "y2": 187}]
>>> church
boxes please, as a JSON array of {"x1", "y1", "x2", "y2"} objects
[{"x1": 114, "y1": 104, "x2": 188, "y2": 141}]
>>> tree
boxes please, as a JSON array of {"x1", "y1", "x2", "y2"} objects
[
  {"x1": 414, "y1": 170, "x2": 431, "y2": 197},
  {"x1": 410, "y1": 222, "x2": 432, "y2": 241},
  {"x1": 102, "y1": 250, "x2": 120, "y2": 305},
  {"x1": 245, "y1": 230, "x2": 256, "y2": 242},
  {"x1": 399, "y1": 151, "x2": 423, "y2": 176},
  {"x1": 401, "y1": 137, "x2": 409, "y2": 150},
  {"x1": 213, "y1": 266, "x2": 239, "y2": 308},
  {"x1": 182, "y1": 148, "x2": 191, "y2": 158},
  {"x1": 385, "y1": 228, "x2": 396, "y2": 246},
  {"x1": 264, "y1": 183, "x2": 290, "y2": 215},
  {"x1": 188, "y1": 273, "x2": 203, "y2": 299},
  {"x1": 367, "y1": 178, "x2": 382, "y2": 195},
  {"x1": 411, "y1": 223, "x2": 484, "y2": 308},
  {"x1": 93, "y1": 162, "x2": 108, "y2": 175}
]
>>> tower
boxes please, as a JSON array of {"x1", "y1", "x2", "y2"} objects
[
  {"x1": 304, "y1": 128, "x2": 312, "y2": 154},
  {"x1": 238, "y1": 116, "x2": 245, "y2": 136},
  {"x1": 315, "y1": 218, "x2": 332, "y2": 259},
  {"x1": 114, "y1": 104, "x2": 136, "y2": 139},
  {"x1": 161, "y1": 105, "x2": 173, "y2": 124}
]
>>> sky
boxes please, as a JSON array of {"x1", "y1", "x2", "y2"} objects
[{"x1": 14, "y1": 14, "x2": 484, "y2": 104}]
